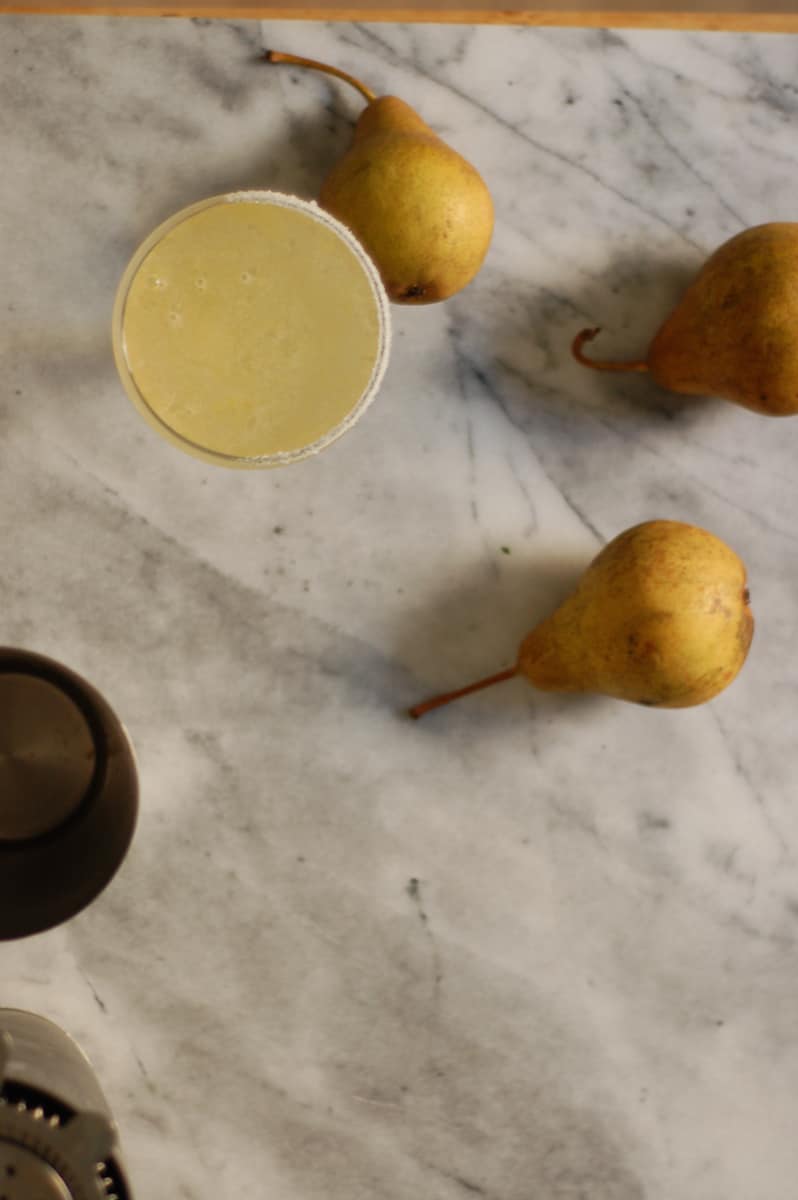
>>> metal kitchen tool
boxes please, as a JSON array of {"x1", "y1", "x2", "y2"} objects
[
  {"x1": 0, "y1": 1008, "x2": 132, "y2": 1199},
  {"x1": 0, "y1": 648, "x2": 138, "y2": 939}
]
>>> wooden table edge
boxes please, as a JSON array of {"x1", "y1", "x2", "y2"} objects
[{"x1": 1, "y1": 2, "x2": 797, "y2": 28}]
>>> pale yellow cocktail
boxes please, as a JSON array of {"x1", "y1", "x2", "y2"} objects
[{"x1": 113, "y1": 192, "x2": 391, "y2": 467}]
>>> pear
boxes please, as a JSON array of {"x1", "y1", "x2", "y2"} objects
[
  {"x1": 572, "y1": 224, "x2": 798, "y2": 416},
  {"x1": 264, "y1": 51, "x2": 494, "y2": 304},
  {"x1": 409, "y1": 520, "x2": 753, "y2": 718}
]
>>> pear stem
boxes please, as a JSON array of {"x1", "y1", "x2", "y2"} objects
[
  {"x1": 572, "y1": 327, "x2": 649, "y2": 374},
  {"x1": 263, "y1": 50, "x2": 377, "y2": 105},
  {"x1": 408, "y1": 665, "x2": 519, "y2": 720}
]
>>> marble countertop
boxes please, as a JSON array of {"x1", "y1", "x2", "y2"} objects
[{"x1": 2, "y1": 14, "x2": 798, "y2": 1199}]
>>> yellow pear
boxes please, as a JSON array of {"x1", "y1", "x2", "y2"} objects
[
  {"x1": 265, "y1": 51, "x2": 494, "y2": 304},
  {"x1": 572, "y1": 224, "x2": 798, "y2": 416},
  {"x1": 409, "y1": 520, "x2": 753, "y2": 718}
]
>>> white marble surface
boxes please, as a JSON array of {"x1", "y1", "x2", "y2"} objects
[{"x1": 1, "y1": 13, "x2": 798, "y2": 1199}]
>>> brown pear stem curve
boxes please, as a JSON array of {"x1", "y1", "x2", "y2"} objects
[
  {"x1": 408, "y1": 665, "x2": 519, "y2": 720},
  {"x1": 572, "y1": 327, "x2": 649, "y2": 374},
  {"x1": 263, "y1": 50, "x2": 377, "y2": 105}
]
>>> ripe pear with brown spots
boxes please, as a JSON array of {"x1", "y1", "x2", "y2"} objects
[
  {"x1": 409, "y1": 521, "x2": 754, "y2": 717},
  {"x1": 573, "y1": 224, "x2": 798, "y2": 416},
  {"x1": 265, "y1": 51, "x2": 494, "y2": 304}
]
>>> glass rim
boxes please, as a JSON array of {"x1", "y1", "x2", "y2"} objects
[{"x1": 112, "y1": 190, "x2": 392, "y2": 469}]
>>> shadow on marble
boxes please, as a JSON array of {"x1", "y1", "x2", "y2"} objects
[
  {"x1": 172, "y1": 110, "x2": 347, "y2": 210},
  {"x1": 394, "y1": 549, "x2": 603, "y2": 728},
  {"x1": 255, "y1": 111, "x2": 350, "y2": 201},
  {"x1": 487, "y1": 255, "x2": 710, "y2": 426}
]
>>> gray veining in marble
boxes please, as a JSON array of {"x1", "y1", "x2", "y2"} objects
[{"x1": 1, "y1": 13, "x2": 798, "y2": 1199}]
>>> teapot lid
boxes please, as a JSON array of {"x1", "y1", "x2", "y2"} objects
[
  {"x1": 0, "y1": 649, "x2": 138, "y2": 940},
  {"x1": 0, "y1": 672, "x2": 97, "y2": 842}
]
